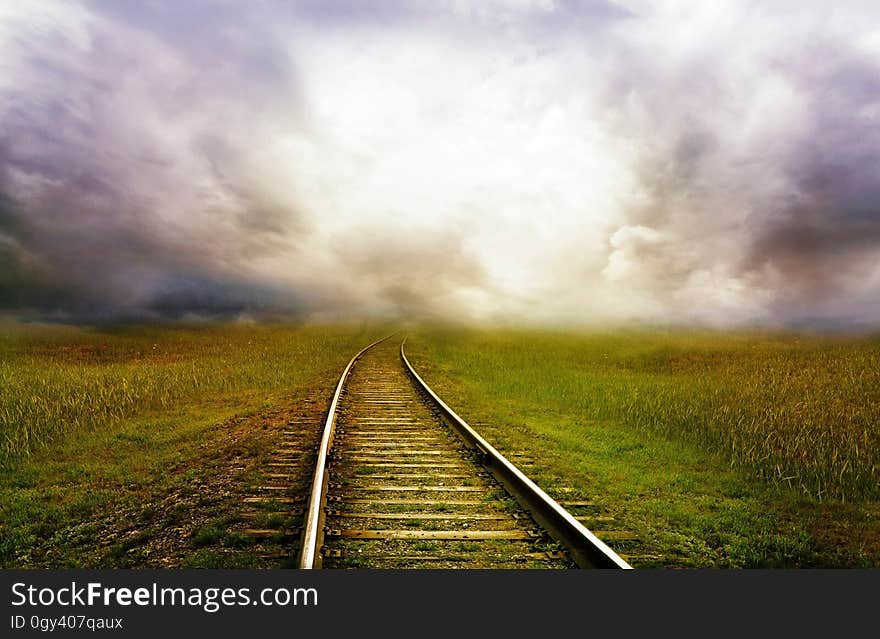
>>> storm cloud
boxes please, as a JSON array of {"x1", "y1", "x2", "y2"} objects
[{"x1": 1, "y1": 1, "x2": 879, "y2": 326}]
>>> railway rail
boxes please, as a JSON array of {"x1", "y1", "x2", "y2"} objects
[{"x1": 297, "y1": 336, "x2": 632, "y2": 569}]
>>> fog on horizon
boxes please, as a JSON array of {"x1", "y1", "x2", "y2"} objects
[{"x1": 2, "y1": 1, "x2": 879, "y2": 329}]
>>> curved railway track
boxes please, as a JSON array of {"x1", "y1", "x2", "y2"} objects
[{"x1": 297, "y1": 336, "x2": 632, "y2": 569}]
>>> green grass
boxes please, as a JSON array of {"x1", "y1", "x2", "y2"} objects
[
  {"x1": 0, "y1": 322, "x2": 383, "y2": 461},
  {"x1": 0, "y1": 321, "x2": 386, "y2": 567},
  {"x1": 406, "y1": 326, "x2": 880, "y2": 567},
  {"x1": 5, "y1": 321, "x2": 878, "y2": 568},
  {"x1": 410, "y1": 327, "x2": 880, "y2": 501}
]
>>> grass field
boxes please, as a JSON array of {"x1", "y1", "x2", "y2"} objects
[
  {"x1": 405, "y1": 327, "x2": 880, "y2": 567},
  {"x1": 0, "y1": 323, "x2": 383, "y2": 461},
  {"x1": 0, "y1": 322, "x2": 385, "y2": 567},
  {"x1": 3, "y1": 322, "x2": 879, "y2": 568}
]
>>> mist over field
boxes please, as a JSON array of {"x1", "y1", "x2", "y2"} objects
[{"x1": 1, "y1": 1, "x2": 879, "y2": 327}]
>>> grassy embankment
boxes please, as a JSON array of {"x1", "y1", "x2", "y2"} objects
[
  {"x1": 0, "y1": 322, "x2": 385, "y2": 567},
  {"x1": 406, "y1": 327, "x2": 880, "y2": 568}
]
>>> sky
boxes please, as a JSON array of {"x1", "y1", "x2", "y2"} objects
[{"x1": 1, "y1": 1, "x2": 879, "y2": 327}]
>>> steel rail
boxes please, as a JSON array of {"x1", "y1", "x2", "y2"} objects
[
  {"x1": 298, "y1": 334, "x2": 394, "y2": 569},
  {"x1": 400, "y1": 337, "x2": 633, "y2": 569}
]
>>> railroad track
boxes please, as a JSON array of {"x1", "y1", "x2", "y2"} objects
[{"x1": 298, "y1": 336, "x2": 632, "y2": 569}]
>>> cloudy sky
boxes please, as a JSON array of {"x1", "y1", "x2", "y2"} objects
[{"x1": 1, "y1": 1, "x2": 879, "y2": 326}]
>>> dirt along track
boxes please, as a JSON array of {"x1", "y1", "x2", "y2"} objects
[{"x1": 229, "y1": 386, "x2": 329, "y2": 567}]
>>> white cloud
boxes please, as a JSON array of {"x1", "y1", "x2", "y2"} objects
[{"x1": 2, "y1": 1, "x2": 879, "y2": 325}]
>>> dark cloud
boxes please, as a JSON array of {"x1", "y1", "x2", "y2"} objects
[
  {"x1": 737, "y1": 46, "x2": 880, "y2": 323},
  {"x1": 0, "y1": 2, "x2": 314, "y2": 321},
  {"x1": 0, "y1": 181, "x2": 302, "y2": 321}
]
